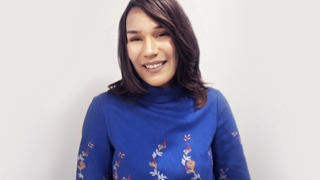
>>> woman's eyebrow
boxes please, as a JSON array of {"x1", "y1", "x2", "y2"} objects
[
  {"x1": 127, "y1": 25, "x2": 164, "y2": 34},
  {"x1": 154, "y1": 25, "x2": 163, "y2": 29},
  {"x1": 127, "y1": 30, "x2": 140, "y2": 34}
]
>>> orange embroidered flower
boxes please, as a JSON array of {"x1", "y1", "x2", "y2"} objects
[
  {"x1": 149, "y1": 140, "x2": 167, "y2": 179},
  {"x1": 113, "y1": 151, "x2": 130, "y2": 180},
  {"x1": 187, "y1": 160, "x2": 196, "y2": 169},
  {"x1": 78, "y1": 161, "x2": 86, "y2": 170},
  {"x1": 181, "y1": 134, "x2": 201, "y2": 178},
  {"x1": 113, "y1": 171, "x2": 118, "y2": 179}
]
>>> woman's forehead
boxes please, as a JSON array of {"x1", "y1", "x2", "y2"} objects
[{"x1": 126, "y1": 7, "x2": 159, "y2": 31}]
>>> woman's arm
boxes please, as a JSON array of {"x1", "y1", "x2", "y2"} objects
[
  {"x1": 76, "y1": 96, "x2": 114, "y2": 180},
  {"x1": 211, "y1": 91, "x2": 250, "y2": 180}
]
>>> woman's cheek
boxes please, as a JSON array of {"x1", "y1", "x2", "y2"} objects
[
  {"x1": 127, "y1": 44, "x2": 141, "y2": 63},
  {"x1": 127, "y1": 44, "x2": 134, "y2": 61}
]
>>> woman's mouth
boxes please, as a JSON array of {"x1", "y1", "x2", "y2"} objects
[
  {"x1": 143, "y1": 61, "x2": 167, "y2": 69},
  {"x1": 143, "y1": 61, "x2": 167, "y2": 72}
]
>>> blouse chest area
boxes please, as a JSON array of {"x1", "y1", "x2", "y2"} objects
[{"x1": 105, "y1": 103, "x2": 217, "y2": 180}]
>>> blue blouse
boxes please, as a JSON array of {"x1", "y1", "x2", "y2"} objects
[{"x1": 76, "y1": 81, "x2": 250, "y2": 180}]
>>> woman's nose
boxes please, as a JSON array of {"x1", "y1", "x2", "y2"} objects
[{"x1": 142, "y1": 37, "x2": 158, "y2": 59}]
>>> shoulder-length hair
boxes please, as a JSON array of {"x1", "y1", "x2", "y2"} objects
[{"x1": 108, "y1": 0, "x2": 209, "y2": 108}]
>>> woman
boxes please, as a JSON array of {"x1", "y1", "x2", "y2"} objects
[{"x1": 76, "y1": 0, "x2": 250, "y2": 179}]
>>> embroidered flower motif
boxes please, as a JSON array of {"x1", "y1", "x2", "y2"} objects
[
  {"x1": 77, "y1": 160, "x2": 86, "y2": 172},
  {"x1": 88, "y1": 142, "x2": 94, "y2": 148},
  {"x1": 191, "y1": 173, "x2": 201, "y2": 180},
  {"x1": 232, "y1": 130, "x2": 242, "y2": 144},
  {"x1": 78, "y1": 161, "x2": 86, "y2": 171},
  {"x1": 219, "y1": 168, "x2": 229, "y2": 180},
  {"x1": 114, "y1": 172, "x2": 118, "y2": 179},
  {"x1": 121, "y1": 175, "x2": 131, "y2": 180},
  {"x1": 184, "y1": 148, "x2": 192, "y2": 156},
  {"x1": 208, "y1": 150, "x2": 213, "y2": 165},
  {"x1": 113, "y1": 161, "x2": 120, "y2": 171},
  {"x1": 118, "y1": 152, "x2": 126, "y2": 159},
  {"x1": 232, "y1": 130, "x2": 238, "y2": 137},
  {"x1": 156, "y1": 149, "x2": 163, "y2": 156},
  {"x1": 149, "y1": 169, "x2": 167, "y2": 180},
  {"x1": 157, "y1": 173, "x2": 167, "y2": 180},
  {"x1": 187, "y1": 160, "x2": 196, "y2": 169},
  {"x1": 184, "y1": 134, "x2": 191, "y2": 141},
  {"x1": 82, "y1": 150, "x2": 89, "y2": 157},
  {"x1": 149, "y1": 139, "x2": 167, "y2": 179},
  {"x1": 78, "y1": 172, "x2": 84, "y2": 179},
  {"x1": 113, "y1": 151, "x2": 130, "y2": 180},
  {"x1": 181, "y1": 134, "x2": 202, "y2": 180},
  {"x1": 77, "y1": 141, "x2": 94, "y2": 179},
  {"x1": 150, "y1": 169, "x2": 159, "y2": 176},
  {"x1": 77, "y1": 154, "x2": 85, "y2": 162}
]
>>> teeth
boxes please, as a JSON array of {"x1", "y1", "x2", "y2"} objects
[{"x1": 145, "y1": 62, "x2": 163, "y2": 69}]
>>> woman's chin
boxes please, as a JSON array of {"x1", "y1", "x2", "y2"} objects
[
  {"x1": 147, "y1": 82, "x2": 167, "y2": 88},
  {"x1": 143, "y1": 79, "x2": 169, "y2": 88},
  {"x1": 143, "y1": 76, "x2": 176, "y2": 88}
]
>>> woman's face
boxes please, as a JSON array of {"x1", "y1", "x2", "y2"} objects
[{"x1": 126, "y1": 7, "x2": 178, "y2": 88}]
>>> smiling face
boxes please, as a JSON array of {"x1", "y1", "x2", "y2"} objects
[{"x1": 126, "y1": 7, "x2": 178, "y2": 88}]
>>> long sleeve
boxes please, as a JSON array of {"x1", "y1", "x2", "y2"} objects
[
  {"x1": 211, "y1": 91, "x2": 250, "y2": 180},
  {"x1": 76, "y1": 96, "x2": 114, "y2": 180}
]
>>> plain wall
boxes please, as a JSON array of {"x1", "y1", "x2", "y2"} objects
[{"x1": 0, "y1": 0, "x2": 319, "y2": 179}]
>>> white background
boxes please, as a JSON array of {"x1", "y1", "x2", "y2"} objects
[{"x1": 0, "y1": 0, "x2": 319, "y2": 179}]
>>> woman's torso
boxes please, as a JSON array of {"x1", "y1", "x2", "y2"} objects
[{"x1": 98, "y1": 86, "x2": 218, "y2": 180}]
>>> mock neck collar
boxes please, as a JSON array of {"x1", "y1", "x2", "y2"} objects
[{"x1": 141, "y1": 80, "x2": 183, "y2": 103}]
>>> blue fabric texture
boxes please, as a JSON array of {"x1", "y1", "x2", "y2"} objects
[{"x1": 76, "y1": 81, "x2": 250, "y2": 180}]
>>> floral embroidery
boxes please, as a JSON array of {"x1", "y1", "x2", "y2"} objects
[
  {"x1": 232, "y1": 130, "x2": 241, "y2": 144},
  {"x1": 78, "y1": 172, "x2": 84, "y2": 179},
  {"x1": 219, "y1": 168, "x2": 229, "y2": 180},
  {"x1": 88, "y1": 142, "x2": 94, "y2": 148},
  {"x1": 149, "y1": 139, "x2": 167, "y2": 180},
  {"x1": 82, "y1": 150, "x2": 89, "y2": 157},
  {"x1": 231, "y1": 130, "x2": 238, "y2": 137},
  {"x1": 191, "y1": 173, "x2": 201, "y2": 180},
  {"x1": 208, "y1": 150, "x2": 213, "y2": 165},
  {"x1": 113, "y1": 151, "x2": 131, "y2": 180},
  {"x1": 118, "y1": 151, "x2": 125, "y2": 158},
  {"x1": 181, "y1": 134, "x2": 201, "y2": 180},
  {"x1": 121, "y1": 175, "x2": 131, "y2": 180},
  {"x1": 77, "y1": 141, "x2": 94, "y2": 179}
]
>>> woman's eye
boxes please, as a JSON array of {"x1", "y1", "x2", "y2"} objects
[
  {"x1": 130, "y1": 37, "x2": 141, "y2": 42},
  {"x1": 157, "y1": 33, "x2": 169, "y2": 37}
]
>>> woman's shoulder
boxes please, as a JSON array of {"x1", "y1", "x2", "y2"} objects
[
  {"x1": 205, "y1": 86, "x2": 230, "y2": 108},
  {"x1": 92, "y1": 91, "x2": 126, "y2": 106},
  {"x1": 205, "y1": 87, "x2": 233, "y2": 112},
  {"x1": 205, "y1": 86, "x2": 221, "y2": 101}
]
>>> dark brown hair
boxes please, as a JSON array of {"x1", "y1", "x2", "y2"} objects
[{"x1": 108, "y1": 0, "x2": 209, "y2": 108}]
